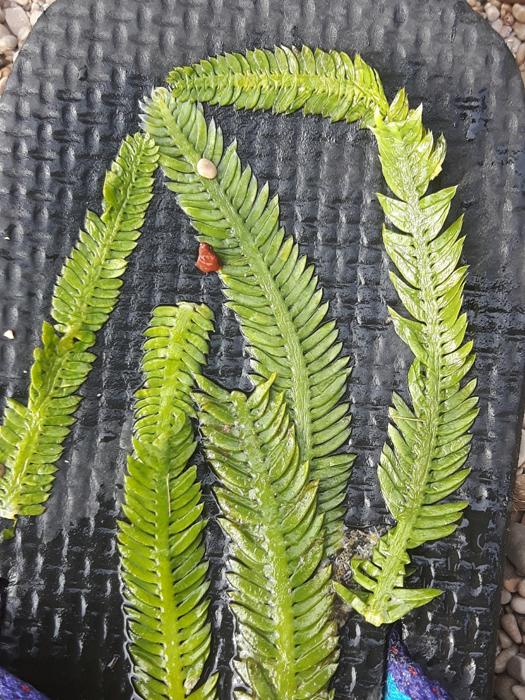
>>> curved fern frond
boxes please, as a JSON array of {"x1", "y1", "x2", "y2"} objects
[
  {"x1": 167, "y1": 46, "x2": 389, "y2": 127},
  {"x1": 142, "y1": 89, "x2": 354, "y2": 556},
  {"x1": 195, "y1": 373, "x2": 338, "y2": 699},
  {"x1": 334, "y1": 106, "x2": 478, "y2": 626},
  {"x1": 119, "y1": 303, "x2": 217, "y2": 700},
  {"x1": 0, "y1": 134, "x2": 158, "y2": 528}
]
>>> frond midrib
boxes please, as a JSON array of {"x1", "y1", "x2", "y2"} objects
[
  {"x1": 0, "y1": 134, "x2": 158, "y2": 524},
  {"x1": 142, "y1": 309, "x2": 196, "y2": 697},
  {"x1": 154, "y1": 308, "x2": 194, "y2": 438},
  {"x1": 154, "y1": 97, "x2": 313, "y2": 464},
  {"x1": 171, "y1": 69, "x2": 387, "y2": 117},
  {"x1": 366, "y1": 203, "x2": 443, "y2": 612},
  {"x1": 63, "y1": 135, "x2": 148, "y2": 339},
  {"x1": 122, "y1": 305, "x2": 214, "y2": 699},
  {"x1": 152, "y1": 459, "x2": 187, "y2": 697},
  {"x1": 0, "y1": 337, "x2": 73, "y2": 518},
  {"x1": 232, "y1": 392, "x2": 297, "y2": 698}
]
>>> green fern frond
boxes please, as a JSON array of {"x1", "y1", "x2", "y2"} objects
[
  {"x1": 51, "y1": 133, "x2": 159, "y2": 338},
  {"x1": 0, "y1": 133, "x2": 158, "y2": 527},
  {"x1": 195, "y1": 373, "x2": 338, "y2": 699},
  {"x1": 167, "y1": 46, "x2": 390, "y2": 127},
  {"x1": 334, "y1": 107, "x2": 478, "y2": 626},
  {"x1": 119, "y1": 303, "x2": 217, "y2": 700},
  {"x1": 142, "y1": 89, "x2": 354, "y2": 556}
]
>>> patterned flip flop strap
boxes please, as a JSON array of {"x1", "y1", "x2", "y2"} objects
[
  {"x1": 385, "y1": 628, "x2": 453, "y2": 700},
  {"x1": 0, "y1": 667, "x2": 49, "y2": 699}
]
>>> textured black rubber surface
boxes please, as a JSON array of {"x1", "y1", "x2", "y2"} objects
[{"x1": 0, "y1": 0, "x2": 523, "y2": 698}]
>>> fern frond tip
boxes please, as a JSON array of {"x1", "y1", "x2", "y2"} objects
[{"x1": 166, "y1": 46, "x2": 390, "y2": 127}]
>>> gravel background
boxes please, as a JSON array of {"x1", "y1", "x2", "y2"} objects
[{"x1": 0, "y1": 1, "x2": 524, "y2": 699}]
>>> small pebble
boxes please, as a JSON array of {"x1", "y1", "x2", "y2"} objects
[
  {"x1": 2, "y1": 329, "x2": 14, "y2": 340},
  {"x1": 492, "y1": 18, "x2": 505, "y2": 32},
  {"x1": 519, "y1": 430, "x2": 525, "y2": 466},
  {"x1": 495, "y1": 673, "x2": 519, "y2": 700},
  {"x1": 509, "y1": 37, "x2": 524, "y2": 56},
  {"x1": 13, "y1": 0, "x2": 30, "y2": 6},
  {"x1": 512, "y1": 596, "x2": 525, "y2": 615},
  {"x1": 514, "y1": 20, "x2": 525, "y2": 39},
  {"x1": 503, "y1": 589, "x2": 513, "y2": 604},
  {"x1": 518, "y1": 615, "x2": 525, "y2": 634},
  {"x1": 5, "y1": 6, "x2": 30, "y2": 36},
  {"x1": 29, "y1": 9, "x2": 42, "y2": 25},
  {"x1": 507, "y1": 523, "x2": 525, "y2": 575},
  {"x1": 0, "y1": 34, "x2": 17, "y2": 52},
  {"x1": 513, "y1": 2, "x2": 525, "y2": 20},
  {"x1": 500, "y1": 629, "x2": 515, "y2": 648},
  {"x1": 196, "y1": 158, "x2": 217, "y2": 179},
  {"x1": 503, "y1": 613, "x2": 523, "y2": 644},
  {"x1": 497, "y1": 21, "x2": 513, "y2": 36},
  {"x1": 513, "y1": 685, "x2": 525, "y2": 700},
  {"x1": 0, "y1": 75, "x2": 7, "y2": 95},
  {"x1": 486, "y1": 3, "x2": 501, "y2": 20},
  {"x1": 508, "y1": 654, "x2": 525, "y2": 683},
  {"x1": 17, "y1": 24, "x2": 30, "y2": 44},
  {"x1": 504, "y1": 562, "x2": 521, "y2": 593},
  {"x1": 496, "y1": 645, "x2": 519, "y2": 673}
]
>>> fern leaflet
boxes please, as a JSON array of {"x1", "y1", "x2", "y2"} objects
[
  {"x1": 119, "y1": 303, "x2": 217, "y2": 700},
  {"x1": 0, "y1": 133, "x2": 158, "y2": 527},
  {"x1": 195, "y1": 373, "x2": 338, "y2": 699},
  {"x1": 334, "y1": 104, "x2": 478, "y2": 625},
  {"x1": 167, "y1": 46, "x2": 389, "y2": 127},
  {"x1": 142, "y1": 89, "x2": 354, "y2": 556}
]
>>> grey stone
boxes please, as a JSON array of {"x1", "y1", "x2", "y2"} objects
[
  {"x1": 495, "y1": 674, "x2": 519, "y2": 700},
  {"x1": 508, "y1": 654, "x2": 525, "y2": 684},
  {"x1": 503, "y1": 613, "x2": 523, "y2": 644},
  {"x1": 504, "y1": 561, "x2": 521, "y2": 593},
  {"x1": 496, "y1": 644, "x2": 519, "y2": 673},
  {"x1": 507, "y1": 523, "x2": 525, "y2": 574},
  {"x1": 500, "y1": 630, "x2": 515, "y2": 649}
]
